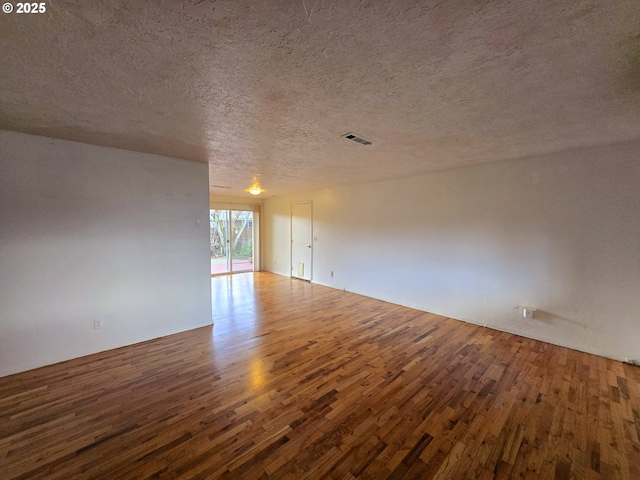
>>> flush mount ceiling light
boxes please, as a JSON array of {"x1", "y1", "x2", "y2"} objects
[{"x1": 247, "y1": 174, "x2": 263, "y2": 195}]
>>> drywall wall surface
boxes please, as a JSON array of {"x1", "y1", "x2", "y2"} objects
[
  {"x1": 210, "y1": 194, "x2": 264, "y2": 208},
  {"x1": 263, "y1": 141, "x2": 640, "y2": 361},
  {"x1": 0, "y1": 131, "x2": 212, "y2": 377}
]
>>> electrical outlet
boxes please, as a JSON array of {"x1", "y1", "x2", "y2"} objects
[
  {"x1": 331, "y1": 271, "x2": 334, "y2": 278},
  {"x1": 94, "y1": 319, "x2": 102, "y2": 329},
  {"x1": 519, "y1": 306, "x2": 536, "y2": 319}
]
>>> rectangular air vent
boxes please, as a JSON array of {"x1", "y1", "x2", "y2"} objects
[
  {"x1": 342, "y1": 132, "x2": 372, "y2": 146},
  {"x1": 211, "y1": 185, "x2": 231, "y2": 189}
]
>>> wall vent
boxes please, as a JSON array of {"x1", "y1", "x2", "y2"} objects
[
  {"x1": 211, "y1": 185, "x2": 231, "y2": 189},
  {"x1": 342, "y1": 132, "x2": 372, "y2": 146}
]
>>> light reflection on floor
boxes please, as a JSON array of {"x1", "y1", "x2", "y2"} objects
[
  {"x1": 211, "y1": 273, "x2": 258, "y2": 333},
  {"x1": 210, "y1": 273, "x2": 263, "y2": 376}
]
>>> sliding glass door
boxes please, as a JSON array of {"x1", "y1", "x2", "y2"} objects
[
  {"x1": 230, "y1": 210, "x2": 253, "y2": 272},
  {"x1": 210, "y1": 209, "x2": 253, "y2": 275}
]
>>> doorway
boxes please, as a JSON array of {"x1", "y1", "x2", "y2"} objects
[
  {"x1": 210, "y1": 209, "x2": 253, "y2": 275},
  {"x1": 291, "y1": 202, "x2": 312, "y2": 281}
]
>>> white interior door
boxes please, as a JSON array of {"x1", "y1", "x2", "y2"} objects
[{"x1": 291, "y1": 202, "x2": 312, "y2": 281}]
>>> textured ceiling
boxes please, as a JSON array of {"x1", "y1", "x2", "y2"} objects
[{"x1": 1, "y1": 1, "x2": 639, "y2": 197}]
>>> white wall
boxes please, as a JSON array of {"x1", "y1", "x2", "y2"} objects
[
  {"x1": 0, "y1": 131, "x2": 212, "y2": 377},
  {"x1": 263, "y1": 141, "x2": 640, "y2": 362},
  {"x1": 210, "y1": 194, "x2": 263, "y2": 208}
]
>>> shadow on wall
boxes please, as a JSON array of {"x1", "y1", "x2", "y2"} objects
[
  {"x1": 513, "y1": 307, "x2": 627, "y2": 358},
  {"x1": 527, "y1": 309, "x2": 587, "y2": 330}
]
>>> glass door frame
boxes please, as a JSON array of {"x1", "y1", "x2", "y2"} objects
[{"x1": 210, "y1": 208, "x2": 254, "y2": 276}]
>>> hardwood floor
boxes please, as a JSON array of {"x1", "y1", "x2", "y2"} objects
[{"x1": 1, "y1": 272, "x2": 639, "y2": 479}]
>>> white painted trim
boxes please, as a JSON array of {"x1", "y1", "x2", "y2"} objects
[{"x1": 290, "y1": 201, "x2": 313, "y2": 281}]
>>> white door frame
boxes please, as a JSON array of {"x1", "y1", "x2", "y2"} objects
[
  {"x1": 210, "y1": 207, "x2": 255, "y2": 276},
  {"x1": 290, "y1": 201, "x2": 313, "y2": 281}
]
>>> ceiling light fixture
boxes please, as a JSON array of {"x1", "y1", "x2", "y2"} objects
[{"x1": 247, "y1": 174, "x2": 263, "y2": 195}]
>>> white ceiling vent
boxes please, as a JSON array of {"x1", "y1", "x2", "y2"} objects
[{"x1": 342, "y1": 132, "x2": 372, "y2": 146}]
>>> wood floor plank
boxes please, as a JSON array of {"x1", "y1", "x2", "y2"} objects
[{"x1": 1, "y1": 272, "x2": 639, "y2": 479}]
